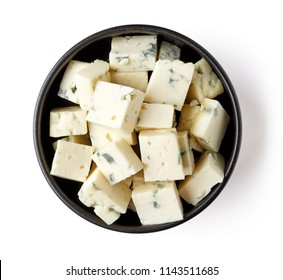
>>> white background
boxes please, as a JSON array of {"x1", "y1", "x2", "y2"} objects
[{"x1": 1, "y1": 0, "x2": 282, "y2": 279}]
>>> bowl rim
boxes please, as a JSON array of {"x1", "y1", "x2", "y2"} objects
[{"x1": 33, "y1": 24, "x2": 242, "y2": 234}]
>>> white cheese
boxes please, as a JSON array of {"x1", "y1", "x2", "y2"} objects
[
  {"x1": 88, "y1": 122, "x2": 137, "y2": 152},
  {"x1": 177, "y1": 131, "x2": 195, "y2": 175},
  {"x1": 109, "y1": 35, "x2": 157, "y2": 72},
  {"x1": 52, "y1": 134, "x2": 91, "y2": 150},
  {"x1": 177, "y1": 103, "x2": 200, "y2": 132},
  {"x1": 50, "y1": 140, "x2": 94, "y2": 182},
  {"x1": 176, "y1": 102, "x2": 205, "y2": 152},
  {"x1": 139, "y1": 128, "x2": 185, "y2": 182},
  {"x1": 123, "y1": 176, "x2": 133, "y2": 188},
  {"x1": 92, "y1": 138, "x2": 143, "y2": 185},
  {"x1": 86, "y1": 81, "x2": 145, "y2": 134},
  {"x1": 75, "y1": 59, "x2": 110, "y2": 110},
  {"x1": 191, "y1": 98, "x2": 230, "y2": 152},
  {"x1": 145, "y1": 59, "x2": 194, "y2": 111},
  {"x1": 132, "y1": 170, "x2": 145, "y2": 185},
  {"x1": 135, "y1": 103, "x2": 175, "y2": 131},
  {"x1": 189, "y1": 135, "x2": 205, "y2": 153},
  {"x1": 49, "y1": 106, "x2": 87, "y2": 138},
  {"x1": 94, "y1": 206, "x2": 121, "y2": 225},
  {"x1": 78, "y1": 168, "x2": 132, "y2": 224},
  {"x1": 57, "y1": 60, "x2": 90, "y2": 104},
  {"x1": 158, "y1": 41, "x2": 181, "y2": 61},
  {"x1": 110, "y1": 71, "x2": 148, "y2": 92},
  {"x1": 187, "y1": 58, "x2": 224, "y2": 102},
  {"x1": 179, "y1": 151, "x2": 225, "y2": 206},
  {"x1": 132, "y1": 181, "x2": 183, "y2": 225}
]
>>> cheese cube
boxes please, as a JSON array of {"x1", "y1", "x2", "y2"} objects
[
  {"x1": 191, "y1": 98, "x2": 230, "y2": 152},
  {"x1": 132, "y1": 181, "x2": 183, "y2": 225},
  {"x1": 179, "y1": 151, "x2": 225, "y2": 206},
  {"x1": 92, "y1": 138, "x2": 143, "y2": 185},
  {"x1": 49, "y1": 106, "x2": 87, "y2": 137},
  {"x1": 50, "y1": 140, "x2": 94, "y2": 182},
  {"x1": 145, "y1": 60, "x2": 194, "y2": 111},
  {"x1": 86, "y1": 81, "x2": 145, "y2": 134},
  {"x1": 132, "y1": 170, "x2": 145, "y2": 185},
  {"x1": 176, "y1": 102, "x2": 205, "y2": 152},
  {"x1": 110, "y1": 71, "x2": 148, "y2": 92},
  {"x1": 75, "y1": 59, "x2": 110, "y2": 110},
  {"x1": 158, "y1": 41, "x2": 181, "y2": 61},
  {"x1": 189, "y1": 135, "x2": 205, "y2": 153},
  {"x1": 57, "y1": 60, "x2": 89, "y2": 104},
  {"x1": 136, "y1": 103, "x2": 175, "y2": 131},
  {"x1": 177, "y1": 103, "x2": 201, "y2": 132},
  {"x1": 177, "y1": 131, "x2": 195, "y2": 175},
  {"x1": 52, "y1": 134, "x2": 91, "y2": 150},
  {"x1": 139, "y1": 128, "x2": 185, "y2": 182},
  {"x1": 187, "y1": 58, "x2": 224, "y2": 102},
  {"x1": 94, "y1": 206, "x2": 121, "y2": 225},
  {"x1": 63, "y1": 134, "x2": 91, "y2": 146},
  {"x1": 78, "y1": 168, "x2": 132, "y2": 224},
  {"x1": 88, "y1": 122, "x2": 137, "y2": 152},
  {"x1": 109, "y1": 35, "x2": 157, "y2": 72}
]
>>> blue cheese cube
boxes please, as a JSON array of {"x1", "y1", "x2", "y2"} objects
[
  {"x1": 189, "y1": 135, "x2": 205, "y2": 153},
  {"x1": 94, "y1": 206, "x2": 121, "y2": 225},
  {"x1": 132, "y1": 170, "x2": 145, "y2": 185},
  {"x1": 75, "y1": 59, "x2": 110, "y2": 110},
  {"x1": 78, "y1": 168, "x2": 132, "y2": 224},
  {"x1": 110, "y1": 71, "x2": 148, "y2": 92},
  {"x1": 109, "y1": 35, "x2": 157, "y2": 72},
  {"x1": 57, "y1": 60, "x2": 90, "y2": 104},
  {"x1": 145, "y1": 60, "x2": 194, "y2": 111},
  {"x1": 191, "y1": 98, "x2": 230, "y2": 152},
  {"x1": 92, "y1": 138, "x2": 143, "y2": 185},
  {"x1": 177, "y1": 103, "x2": 200, "y2": 132},
  {"x1": 49, "y1": 106, "x2": 87, "y2": 137},
  {"x1": 176, "y1": 102, "x2": 204, "y2": 152},
  {"x1": 177, "y1": 131, "x2": 195, "y2": 175},
  {"x1": 86, "y1": 81, "x2": 145, "y2": 134},
  {"x1": 179, "y1": 151, "x2": 225, "y2": 206},
  {"x1": 136, "y1": 103, "x2": 175, "y2": 131},
  {"x1": 52, "y1": 134, "x2": 91, "y2": 150},
  {"x1": 88, "y1": 122, "x2": 137, "y2": 152},
  {"x1": 139, "y1": 128, "x2": 185, "y2": 182},
  {"x1": 158, "y1": 41, "x2": 181, "y2": 61},
  {"x1": 132, "y1": 181, "x2": 183, "y2": 225},
  {"x1": 187, "y1": 58, "x2": 224, "y2": 102},
  {"x1": 50, "y1": 140, "x2": 94, "y2": 182}
]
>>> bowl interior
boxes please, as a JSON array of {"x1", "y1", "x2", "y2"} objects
[{"x1": 34, "y1": 25, "x2": 241, "y2": 233}]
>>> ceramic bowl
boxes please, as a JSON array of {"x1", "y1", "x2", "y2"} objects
[{"x1": 33, "y1": 24, "x2": 242, "y2": 233}]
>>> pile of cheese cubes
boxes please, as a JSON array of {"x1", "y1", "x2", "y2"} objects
[{"x1": 49, "y1": 35, "x2": 230, "y2": 226}]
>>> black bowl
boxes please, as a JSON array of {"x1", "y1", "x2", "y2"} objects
[{"x1": 33, "y1": 24, "x2": 242, "y2": 233}]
